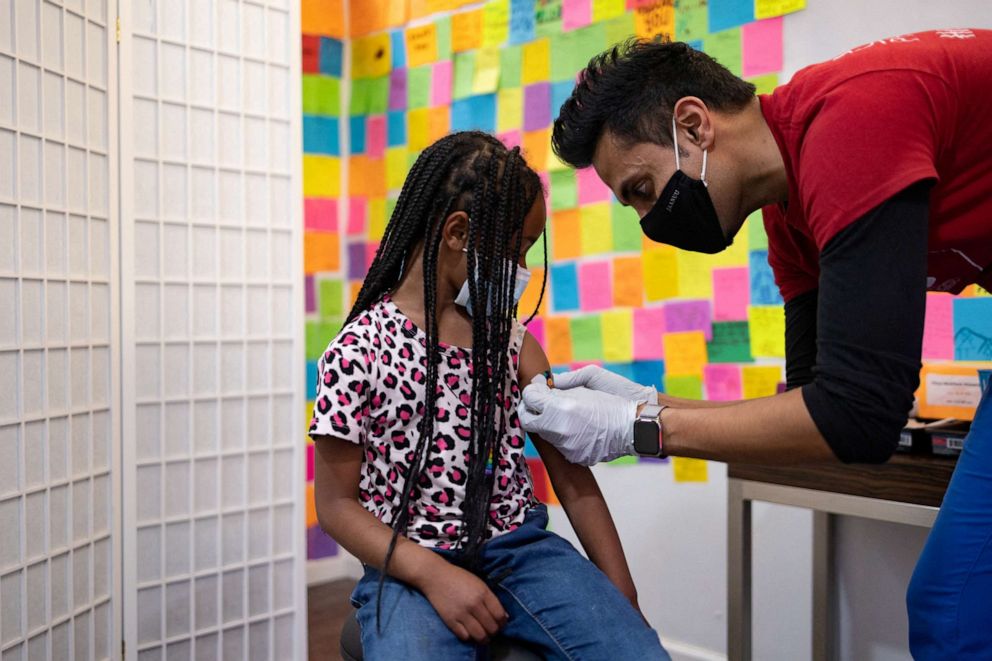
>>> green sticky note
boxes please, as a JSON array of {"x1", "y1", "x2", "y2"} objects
[
  {"x1": 664, "y1": 374, "x2": 703, "y2": 399},
  {"x1": 303, "y1": 75, "x2": 340, "y2": 116},
  {"x1": 500, "y1": 45, "x2": 522, "y2": 89},
  {"x1": 526, "y1": 232, "x2": 548, "y2": 266},
  {"x1": 386, "y1": 196, "x2": 398, "y2": 221},
  {"x1": 349, "y1": 78, "x2": 371, "y2": 116},
  {"x1": 608, "y1": 455, "x2": 639, "y2": 466},
  {"x1": 707, "y1": 321, "x2": 753, "y2": 363},
  {"x1": 703, "y1": 28, "x2": 742, "y2": 77},
  {"x1": 603, "y1": 13, "x2": 635, "y2": 46},
  {"x1": 675, "y1": 0, "x2": 707, "y2": 42},
  {"x1": 435, "y1": 16, "x2": 452, "y2": 61},
  {"x1": 611, "y1": 203, "x2": 642, "y2": 252},
  {"x1": 319, "y1": 279, "x2": 344, "y2": 319},
  {"x1": 574, "y1": 23, "x2": 607, "y2": 71},
  {"x1": 535, "y1": 0, "x2": 562, "y2": 38},
  {"x1": 407, "y1": 65, "x2": 432, "y2": 109},
  {"x1": 550, "y1": 31, "x2": 581, "y2": 82},
  {"x1": 306, "y1": 319, "x2": 343, "y2": 361},
  {"x1": 407, "y1": 150, "x2": 422, "y2": 168},
  {"x1": 367, "y1": 75, "x2": 390, "y2": 114},
  {"x1": 747, "y1": 73, "x2": 779, "y2": 95},
  {"x1": 453, "y1": 51, "x2": 476, "y2": 100},
  {"x1": 571, "y1": 315, "x2": 604, "y2": 361},
  {"x1": 746, "y1": 210, "x2": 768, "y2": 250},
  {"x1": 551, "y1": 170, "x2": 577, "y2": 210}
]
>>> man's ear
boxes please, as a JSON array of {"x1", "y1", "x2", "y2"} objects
[
  {"x1": 673, "y1": 97, "x2": 714, "y2": 150},
  {"x1": 441, "y1": 211, "x2": 470, "y2": 252}
]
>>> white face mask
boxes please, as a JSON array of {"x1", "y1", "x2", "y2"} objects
[{"x1": 454, "y1": 249, "x2": 531, "y2": 317}]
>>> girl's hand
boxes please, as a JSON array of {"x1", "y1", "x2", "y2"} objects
[{"x1": 419, "y1": 561, "x2": 508, "y2": 644}]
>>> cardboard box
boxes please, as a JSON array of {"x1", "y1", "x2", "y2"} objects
[{"x1": 916, "y1": 362, "x2": 992, "y2": 422}]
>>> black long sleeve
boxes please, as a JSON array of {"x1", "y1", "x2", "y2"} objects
[
  {"x1": 784, "y1": 288, "x2": 818, "y2": 389},
  {"x1": 797, "y1": 181, "x2": 932, "y2": 463}
]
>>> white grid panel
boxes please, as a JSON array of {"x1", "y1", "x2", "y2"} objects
[
  {"x1": 119, "y1": 0, "x2": 304, "y2": 659},
  {"x1": 0, "y1": 1, "x2": 117, "y2": 660}
]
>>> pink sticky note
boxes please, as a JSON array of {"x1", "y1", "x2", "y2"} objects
[
  {"x1": 704, "y1": 364, "x2": 743, "y2": 402},
  {"x1": 713, "y1": 267, "x2": 750, "y2": 321},
  {"x1": 742, "y1": 17, "x2": 783, "y2": 78},
  {"x1": 570, "y1": 360, "x2": 604, "y2": 370},
  {"x1": 576, "y1": 167, "x2": 612, "y2": 205},
  {"x1": 579, "y1": 261, "x2": 612, "y2": 311},
  {"x1": 366, "y1": 115, "x2": 386, "y2": 159},
  {"x1": 498, "y1": 130, "x2": 522, "y2": 150},
  {"x1": 562, "y1": 0, "x2": 592, "y2": 31},
  {"x1": 389, "y1": 68, "x2": 407, "y2": 111},
  {"x1": 525, "y1": 317, "x2": 545, "y2": 349},
  {"x1": 347, "y1": 198, "x2": 367, "y2": 235},
  {"x1": 633, "y1": 307, "x2": 666, "y2": 360},
  {"x1": 365, "y1": 242, "x2": 380, "y2": 271},
  {"x1": 305, "y1": 275, "x2": 316, "y2": 313},
  {"x1": 664, "y1": 300, "x2": 713, "y2": 340},
  {"x1": 306, "y1": 443, "x2": 315, "y2": 481},
  {"x1": 538, "y1": 171, "x2": 551, "y2": 206},
  {"x1": 304, "y1": 198, "x2": 337, "y2": 232},
  {"x1": 922, "y1": 292, "x2": 955, "y2": 359},
  {"x1": 432, "y1": 60, "x2": 453, "y2": 107}
]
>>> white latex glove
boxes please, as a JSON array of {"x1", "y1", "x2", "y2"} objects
[
  {"x1": 518, "y1": 375, "x2": 637, "y2": 466},
  {"x1": 552, "y1": 364, "x2": 658, "y2": 405}
]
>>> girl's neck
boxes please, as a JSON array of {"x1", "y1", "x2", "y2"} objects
[{"x1": 389, "y1": 248, "x2": 471, "y2": 345}]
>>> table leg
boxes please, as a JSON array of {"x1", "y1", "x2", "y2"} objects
[
  {"x1": 728, "y1": 479, "x2": 752, "y2": 661},
  {"x1": 812, "y1": 511, "x2": 836, "y2": 661}
]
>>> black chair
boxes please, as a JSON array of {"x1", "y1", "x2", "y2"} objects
[{"x1": 340, "y1": 610, "x2": 543, "y2": 661}]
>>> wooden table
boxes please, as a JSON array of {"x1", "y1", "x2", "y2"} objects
[{"x1": 726, "y1": 454, "x2": 957, "y2": 661}]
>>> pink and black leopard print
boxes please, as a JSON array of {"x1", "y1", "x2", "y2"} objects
[{"x1": 308, "y1": 296, "x2": 538, "y2": 549}]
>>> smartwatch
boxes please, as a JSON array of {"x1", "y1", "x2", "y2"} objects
[{"x1": 633, "y1": 403, "x2": 667, "y2": 458}]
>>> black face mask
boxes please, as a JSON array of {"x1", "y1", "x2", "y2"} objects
[{"x1": 639, "y1": 119, "x2": 731, "y2": 254}]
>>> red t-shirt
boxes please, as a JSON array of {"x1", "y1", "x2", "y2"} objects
[{"x1": 760, "y1": 29, "x2": 992, "y2": 302}]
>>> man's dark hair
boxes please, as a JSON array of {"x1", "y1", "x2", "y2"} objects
[{"x1": 552, "y1": 39, "x2": 756, "y2": 168}]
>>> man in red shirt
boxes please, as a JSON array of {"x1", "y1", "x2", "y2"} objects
[{"x1": 519, "y1": 31, "x2": 992, "y2": 658}]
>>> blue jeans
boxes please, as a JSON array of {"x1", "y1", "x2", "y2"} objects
[
  {"x1": 350, "y1": 505, "x2": 670, "y2": 660},
  {"x1": 908, "y1": 378, "x2": 992, "y2": 659}
]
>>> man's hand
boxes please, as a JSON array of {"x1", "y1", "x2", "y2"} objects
[
  {"x1": 518, "y1": 376, "x2": 638, "y2": 465},
  {"x1": 420, "y1": 562, "x2": 508, "y2": 644},
  {"x1": 553, "y1": 365, "x2": 657, "y2": 405}
]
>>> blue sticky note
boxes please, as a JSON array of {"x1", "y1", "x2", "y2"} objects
[
  {"x1": 319, "y1": 38, "x2": 343, "y2": 77},
  {"x1": 954, "y1": 298, "x2": 992, "y2": 361},
  {"x1": 306, "y1": 360, "x2": 319, "y2": 400},
  {"x1": 302, "y1": 116, "x2": 339, "y2": 155},
  {"x1": 349, "y1": 115, "x2": 366, "y2": 154},
  {"x1": 687, "y1": 40, "x2": 703, "y2": 51},
  {"x1": 551, "y1": 81, "x2": 573, "y2": 119},
  {"x1": 387, "y1": 110, "x2": 406, "y2": 147},
  {"x1": 509, "y1": 0, "x2": 536, "y2": 44},
  {"x1": 708, "y1": 0, "x2": 753, "y2": 33},
  {"x1": 390, "y1": 29, "x2": 406, "y2": 69},
  {"x1": 550, "y1": 262, "x2": 579, "y2": 312},
  {"x1": 632, "y1": 360, "x2": 666, "y2": 393},
  {"x1": 604, "y1": 362, "x2": 637, "y2": 383},
  {"x1": 749, "y1": 250, "x2": 783, "y2": 305},
  {"x1": 451, "y1": 94, "x2": 497, "y2": 133},
  {"x1": 523, "y1": 435, "x2": 541, "y2": 458}
]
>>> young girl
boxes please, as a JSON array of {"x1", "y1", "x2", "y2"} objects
[{"x1": 310, "y1": 132, "x2": 670, "y2": 659}]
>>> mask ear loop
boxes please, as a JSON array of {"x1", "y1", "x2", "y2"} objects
[{"x1": 673, "y1": 114, "x2": 709, "y2": 187}]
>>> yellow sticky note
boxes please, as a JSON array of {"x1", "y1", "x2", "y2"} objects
[
  {"x1": 406, "y1": 23, "x2": 438, "y2": 67},
  {"x1": 754, "y1": 0, "x2": 806, "y2": 19},
  {"x1": 472, "y1": 46, "x2": 501, "y2": 94},
  {"x1": 352, "y1": 32, "x2": 392, "y2": 79},
  {"x1": 662, "y1": 331, "x2": 707, "y2": 376},
  {"x1": 676, "y1": 250, "x2": 714, "y2": 299},
  {"x1": 386, "y1": 146, "x2": 409, "y2": 190},
  {"x1": 592, "y1": 0, "x2": 626, "y2": 21},
  {"x1": 580, "y1": 203, "x2": 612, "y2": 256},
  {"x1": 452, "y1": 8, "x2": 483, "y2": 52},
  {"x1": 643, "y1": 247, "x2": 679, "y2": 301},
  {"x1": 634, "y1": 0, "x2": 675, "y2": 40},
  {"x1": 742, "y1": 365, "x2": 782, "y2": 399},
  {"x1": 710, "y1": 232, "x2": 750, "y2": 267},
  {"x1": 673, "y1": 457, "x2": 708, "y2": 482},
  {"x1": 748, "y1": 305, "x2": 786, "y2": 357},
  {"x1": 407, "y1": 108, "x2": 431, "y2": 151},
  {"x1": 368, "y1": 198, "x2": 388, "y2": 241},
  {"x1": 482, "y1": 0, "x2": 510, "y2": 47},
  {"x1": 601, "y1": 310, "x2": 633, "y2": 362},
  {"x1": 521, "y1": 38, "x2": 550, "y2": 85},
  {"x1": 497, "y1": 87, "x2": 523, "y2": 132},
  {"x1": 302, "y1": 155, "x2": 340, "y2": 197}
]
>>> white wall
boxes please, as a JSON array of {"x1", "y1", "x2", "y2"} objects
[{"x1": 553, "y1": 3, "x2": 992, "y2": 660}]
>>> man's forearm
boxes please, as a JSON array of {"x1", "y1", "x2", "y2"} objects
[
  {"x1": 662, "y1": 387, "x2": 837, "y2": 464},
  {"x1": 656, "y1": 393, "x2": 739, "y2": 409}
]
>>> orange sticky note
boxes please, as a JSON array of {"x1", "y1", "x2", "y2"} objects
[
  {"x1": 366, "y1": 158, "x2": 387, "y2": 198},
  {"x1": 406, "y1": 23, "x2": 438, "y2": 67},
  {"x1": 306, "y1": 483, "x2": 318, "y2": 527},
  {"x1": 634, "y1": 1, "x2": 675, "y2": 40},
  {"x1": 302, "y1": 0, "x2": 345, "y2": 38},
  {"x1": 662, "y1": 330, "x2": 707, "y2": 376},
  {"x1": 518, "y1": 267, "x2": 549, "y2": 318},
  {"x1": 349, "y1": 281, "x2": 363, "y2": 309},
  {"x1": 522, "y1": 128, "x2": 550, "y2": 173},
  {"x1": 428, "y1": 105, "x2": 450, "y2": 142},
  {"x1": 544, "y1": 316, "x2": 573, "y2": 366},
  {"x1": 348, "y1": 156, "x2": 369, "y2": 196},
  {"x1": 551, "y1": 209, "x2": 582, "y2": 261},
  {"x1": 613, "y1": 256, "x2": 644, "y2": 307},
  {"x1": 304, "y1": 231, "x2": 340, "y2": 274},
  {"x1": 452, "y1": 9, "x2": 484, "y2": 52}
]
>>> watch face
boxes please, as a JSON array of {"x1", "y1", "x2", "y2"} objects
[{"x1": 633, "y1": 420, "x2": 660, "y2": 455}]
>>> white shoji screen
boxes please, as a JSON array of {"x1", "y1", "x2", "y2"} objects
[
  {"x1": 1, "y1": 0, "x2": 120, "y2": 660},
  {"x1": 118, "y1": 0, "x2": 305, "y2": 659}
]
